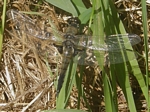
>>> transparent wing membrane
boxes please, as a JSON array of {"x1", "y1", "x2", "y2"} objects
[
  {"x1": 7, "y1": 10, "x2": 53, "y2": 40},
  {"x1": 71, "y1": 34, "x2": 141, "y2": 51}
]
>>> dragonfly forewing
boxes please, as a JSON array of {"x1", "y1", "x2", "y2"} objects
[
  {"x1": 7, "y1": 10, "x2": 55, "y2": 40},
  {"x1": 72, "y1": 34, "x2": 141, "y2": 52}
]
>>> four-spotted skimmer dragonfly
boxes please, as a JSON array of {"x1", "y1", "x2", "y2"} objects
[{"x1": 6, "y1": 9, "x2": 141, "y2": 96}]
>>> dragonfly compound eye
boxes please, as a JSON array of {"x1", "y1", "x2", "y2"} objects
[{"x1": 67, "y1": 17, "x2": 81, "y2": 28}]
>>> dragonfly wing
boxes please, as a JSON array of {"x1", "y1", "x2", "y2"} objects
[
  {"x1": 73, "y1": 49, "x2": 138, "y2": 65},
  {"x1": 73, "y1": 34, "x2": 141, "y2": 65},
  {"x1": 7, "y1": 10, "x2": 47, "y2": 38},
  {"x1": 73, "y1": 34, "x2": 141, "y2": 52},
  {"x1": 6, "y1": 9, "x2": 65, "y2": 45},
  {"x1": 74, "y1": 49, "x2": 98, "y2": 66},
  {"x1": 106, "y1": 34, "x2": 141, "y2": 47}
]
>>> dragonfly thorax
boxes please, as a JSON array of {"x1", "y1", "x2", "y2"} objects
[
  {"x1": 63, "y1": 33, "x2": 77, "y2": 46},
  {"x1": 64, "y1": 26, "x2": 78, "y2": 35},
  {"x1": 63, "y1": 40, "x2": 75, "y2": 56}
]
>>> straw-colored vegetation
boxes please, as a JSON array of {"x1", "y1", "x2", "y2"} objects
[{"x1": 0, "y1": 0, "x2": 149, "y2": 112}]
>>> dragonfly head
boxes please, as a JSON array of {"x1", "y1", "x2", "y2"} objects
[
  {"x1": 67, "y1": 17, "x2": 81, "y2": 28},
  {"x1": 64, "y1": 17, "x2": 81, "y2": 35}
]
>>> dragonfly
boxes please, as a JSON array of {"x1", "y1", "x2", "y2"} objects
[{"x1": 6, "y1": 9, "x2": 141, "y2": 96}]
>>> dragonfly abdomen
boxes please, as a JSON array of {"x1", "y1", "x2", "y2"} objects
[
  {"x1": 59, "y1": 53, "x2": 73, "y2": 75},
  {"x1": 57, "y1": 39, "x2": 75, "y2": 96}
]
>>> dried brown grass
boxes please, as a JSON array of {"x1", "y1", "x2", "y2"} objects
[{"x1": 0, "y1": 1, "x2": 61, "y2": 111}]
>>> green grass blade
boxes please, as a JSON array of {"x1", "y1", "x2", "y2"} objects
[
  {"x1": 45, "y1": 0, "x2": 79, "y2": 16},
  {"x1": 99, "y1": 0, "x2": 119, "y2": 111},
  {"x1": 56, "y1": 60, "x2": 77, "y2": 108},
  {"x1": 76, "y1": 66, "x2": 83, "y2": 109},
  {"x1": 0, "y1": 0, "x2": 7, "y2": 59},
  {"x1": 72, "y1": 0, "x2": 88, "y2": 14},
  {"x1": 141, "y1": 0, "x2": 150, "y2": 110},
  {"x1": 91, "y1": 0, "x2": 117, "y2": 111},
  {"x1": 79, "y1": 8, "x2": 92, "y2": 24}
]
